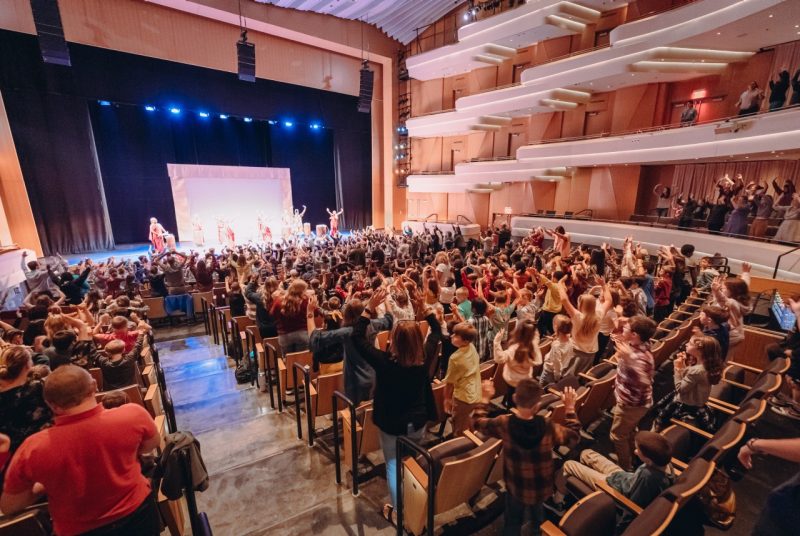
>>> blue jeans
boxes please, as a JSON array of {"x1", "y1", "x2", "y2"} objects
[
  {"x1": 379, "y1": 424, "x2": 425, "y2": 507},
  {"x1": 504, "y1": 494, "x2": 544, "y2": 536}
]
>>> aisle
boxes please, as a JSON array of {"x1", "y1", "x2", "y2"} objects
[{"x1": 155, "y1": 327, "x2": 394, "y2": 535}]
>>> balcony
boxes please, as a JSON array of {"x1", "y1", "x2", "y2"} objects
[
  {"x1": 407, "y1": 106, "x2": 800, "y2": 192},
  {"x1": 407, "y1": 0, "x2": 795, "y2": 138},
  {"x1": 407, "y1": 0, "x2": 611, "y2": 81}
]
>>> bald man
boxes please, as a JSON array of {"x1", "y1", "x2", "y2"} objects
[{"x1": 1, "y1": 365, "x2": 160, "y2": 536}]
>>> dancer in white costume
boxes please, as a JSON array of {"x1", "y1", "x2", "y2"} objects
[
  {"x1": 192, "y1": 215, "x2": 205, "y2": 246},
  {"x1": 293, "y1": 205, "x2": 307, "y2": 235}
]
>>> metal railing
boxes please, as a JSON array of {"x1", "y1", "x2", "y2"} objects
[
  {"x1": 774, "y1": 246, "x2": 800, "y2": 279},
  {"x1": 332, "y1": 391, "x2": 360, "y2": 496}
]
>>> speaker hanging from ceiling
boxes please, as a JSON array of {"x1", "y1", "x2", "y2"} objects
[
  {"x1": 29, "y1": 0, "x2": 71, "y2": 66},
  {"x1": 357, "y1": 60, "x2": 374, "y2": 114},
  {"x1": 237, "y1": 30, "x2": 256, "y2": 82}
]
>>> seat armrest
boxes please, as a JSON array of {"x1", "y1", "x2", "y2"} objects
[
  {"x1": 540, "y1": 521, "x2": 566, "y2": 536},
  {"x1": 463, "y1": 430, "x2": 483, "y2": 446},
  {"x1": 708, "y1": 396, "x2": 739, "y2": 410},
  {"x1": 597, "y1": 480, "x2": 643, "y2": 515},
  {"x1": 707, "y1": 400, "x2": 735, "y2": 414},
  {"x1": 670, "y1": 457, "x2": 688, "y2": 470},
  {"x1": 578, "y1": 372, "x2": 597, "y2": 382},
  {"x1": 669, "y1": 418, "x2": 714, "y2": 439},
  {"x1": 727, "y1": 361, "x2": 763, "y2": 374},
  {"x1": 722, "y1": 378, "x2": 751, "y2": 390}
]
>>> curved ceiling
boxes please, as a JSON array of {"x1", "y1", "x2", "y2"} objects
[{"x1": 254, "y1": 0, "x2": 464, "y2": 44}]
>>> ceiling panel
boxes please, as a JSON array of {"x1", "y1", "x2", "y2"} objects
[{"x1": 254, "y1": 0, "x2": 464, "y2": 44}]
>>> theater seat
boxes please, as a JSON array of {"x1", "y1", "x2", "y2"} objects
[
  {"x1": 0, "y1": 505, "x2": 52, "y2": 536},
  {"x1": 540, "y1": 491, "x2": 616, "y2": 536}
]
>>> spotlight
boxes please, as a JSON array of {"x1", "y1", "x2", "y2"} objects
[
  {"x1": 284, "y1": 121, "x2": 294, "y2": 127},
  {"x1": 219, "y1": 114, "x2": 229, "y2": 119},
  {"x1": 243, "y1": 117, "x2": 253, "y2": 123},
  {"x1": 310, "y1": 123, "x2": 321, "y2": 130},
  {"x1": 463, "y1": 13, "x2": 470, "y2": 21},
  {"x1": 267, "y1": 120, "x2": 277, "y2": 125},
  {"x1": 145, "y1": 105, "x2": 156, "y2": 112},
  {"x1": 198, "y1": 111, "x2": 210, "y2": 118},
  {"x1": 169, "y1": 107, "x2": 181, "y2": 114},
  {"x1": 98, "y1": 100, "x2": 111, "y2": 106}
]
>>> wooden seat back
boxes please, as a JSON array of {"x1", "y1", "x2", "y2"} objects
[
  {"x1": 193, "y1": 291, "x2": 213, "y2": 316},
  {"x1": 577, "y1": 370, "x2": 617, "y2": 426},
  {"x1": 376, "y1": 330, "x2": 390, "y2": 351},
  {"x1": 311, "y1": 372, "x2": 344, "y2": 417},
  {"x1": 0, "y1": 505, "x2": 52, "y2": 536},
  {"x1": 89, "y1": 367, "x2": 104, "y2": 392},
  {"x1": 727, "y1": 326, "x2": 784, "y2": 370},
  {"x1": 402, "y1": 437, "x2": 502, "y2": 535},
  {"x1": 96, "y1": 384, "x2": 145, "y2": 408},
  {"x1": 281, "y1": 350, "x2": 313, "y2": 390},
  {"x1": 142, "y1": 297, "x2": 167, "y2": 320}
]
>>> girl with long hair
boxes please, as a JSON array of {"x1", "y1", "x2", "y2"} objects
[
  {"x1": 653, "y1": 336, "x2": 723, "y2": 431},
  {"x1": 558, "y1": 280, "x2": 611, "y2": 375},
  {"x1": 270, "y1": 279, "x2": 310, "y2": 352},
  {"x1": 492, "y1": 319, "x2": 542, "y2": 407},
  {"x1": 711, "y1": 263, "x2": 752, "y2": 346}
]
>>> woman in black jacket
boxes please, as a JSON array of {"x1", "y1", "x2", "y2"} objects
[
  {"x1": 351, "y1": 287, "x2": 440, "y2": 522},
  {"x1": 769, "y1": 69, "x2": 790, "y2": 110}
]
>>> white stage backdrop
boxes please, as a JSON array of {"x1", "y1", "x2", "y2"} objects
[{"x1": 167, "y1": 164, "x2": 293, "y2": 245}]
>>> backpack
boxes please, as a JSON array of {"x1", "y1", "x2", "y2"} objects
[
  {"x1": 697, "y1": 467, "x2": 736, "y2": 529},
  {"x1": 235, "y1": 361, "x2": 255, "y2": 384}
]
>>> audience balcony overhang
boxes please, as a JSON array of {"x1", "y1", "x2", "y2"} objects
[
  {"x1": 407, "y1": 107, "x2": 800, "y2": 193},
  {"x1": 407, "y1": 0, "x2": 794, "y2": 138},
  {"x1": 407, "y1": 1, "x2": 611, "y2": 81}
]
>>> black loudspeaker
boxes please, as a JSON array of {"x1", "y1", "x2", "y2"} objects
[
  {"x1": 29, "y1": 0, "x2": 71, "y2": 66},
  {"x1": 357, "y1": 60, "x2": 374, "y2": 113},
  {"x1": 237, "y1": 38, "x2": 256, "y2": 82}
]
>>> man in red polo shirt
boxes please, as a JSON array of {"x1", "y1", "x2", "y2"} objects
[{"x1": 0, "y1": 365, "x2": 160, "y2": 535}]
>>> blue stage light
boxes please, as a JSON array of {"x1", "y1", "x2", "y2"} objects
[
  {"x1": 145, "y1": 105, "x2": 156, "y2": 112},
  {"x1": 98, "y1": 100, "x2": 111, "y2": 106},
  {"x1": 267, "y1": 120, "x2": 277, "y2": 125},
  {"x1": 198, "y1": 111, "x2": 210, "y2": 118},
  {"x1": 284, "y1": 121, "x2": 294, "y2": 127},
  {"x1": 169, "y1": 107, "x2": 181, "y2": 114},
  {"x1": 310, "y1": 123, "x2": 321, "y2": 130},
  {"x1": 243, "y1": 117, "x2": 253, "y2": 123},
  {"x1": 219, "y1": 114, "x2": 229, "y2": 119}
]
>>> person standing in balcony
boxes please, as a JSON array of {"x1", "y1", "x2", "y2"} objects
[
  {"x1": 722, "y1": 195, "x2": 750, "y2": 237},
  {"x1": 679, "y1": 101, "x2": 698, "y2": 125},
  {"x1": 653, "y1": 184, "x2": 672, "y2": 218},
  {"x1": 768, "y1": 69, "x2": 791, "y2": 111},
  {"x1": 736, "y1": 81, "x2": 764, "y2": 115},
  {"x1": 790, "y1": 68, "x2": 800, "y2": 106}
]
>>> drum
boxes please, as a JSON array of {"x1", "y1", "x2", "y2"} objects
[
  {"x1": 164, "y1": 233, "x2": 176, "y2": 250},
  {"x1": 316, "y1": 224, "x2": 328, "y2": 237},
  {"x1": 303, "y1": 222, "x2": 311, "y2": 235}
]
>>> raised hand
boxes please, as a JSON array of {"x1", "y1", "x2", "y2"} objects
[
  {"x1": 562, "y1": 386, "x2": 577, "y2": 412},
  {"x1": 481, "y1": 379, "x2": 496, "y2": 403}
]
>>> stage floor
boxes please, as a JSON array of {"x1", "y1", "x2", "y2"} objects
[{"x1": 63, "y1": 233, "x2": 352, "y2": 265}]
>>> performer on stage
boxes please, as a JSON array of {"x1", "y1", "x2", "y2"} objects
[
  {"x1": 149, "y1": 217, "x2": 167, "y2": 254},
  {"x1": 192, "y1": 215, "x2": 205, "y2": 247},
  {"x1": 225, "y1": 219, "x2": 236, "y2": 248},
  {"x1": 257, "y1": 214, "x2": 272, "y2": 243},
  {"x1": 326, "y1": 207, "x2": 344, "y2": 236},
  {"x1": 293, "y1": 205, "x2": 307, "y2": 235},
  {"x1": 216, "y1": 216, "x2": 226, "y2": 245}
]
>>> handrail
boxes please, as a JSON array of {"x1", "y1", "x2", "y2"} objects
[
  {"x1": 773, "y1": 246, "x2": 800, "y2": 279},
  {"x1": 163, "y1": 389, "x2": 178, "y2": 434},
  {"x1": 454, "y1": 105, "x2": 800, "y2": 163},
  {"x1": 506, "y1": 213, "x2": 800, "y2": 250},
  {"x1": 396, "y1": 436, "x2": 436, "y2": 536},
  {"x1": 456, "y1": 214, "x2": 473, "y2": 225},
  {"x1": 291, "y1": 363, "x2": 309, "y2": 440},
  {"x1": 332, "y1": 390, "x2": 360, "y2": 496},
  {"x1": 573, "y1": 209, "x2": 593, "y2": 218},
  {"x1": 424, "y1": 213, "x2": 439, "y2": 222}
]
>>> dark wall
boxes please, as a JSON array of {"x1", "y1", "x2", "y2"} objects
[{"x1": 0, "y1": 30, "x2": 372, "y2": 252}]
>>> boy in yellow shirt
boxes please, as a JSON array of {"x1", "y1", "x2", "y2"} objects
[{"x1": 443, "y1": 322, "x2": 482, "y2": 436}]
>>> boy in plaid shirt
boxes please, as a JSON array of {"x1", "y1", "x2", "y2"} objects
[{"x1": 474, "y1": 379, "x2": 579, "y2": 535}]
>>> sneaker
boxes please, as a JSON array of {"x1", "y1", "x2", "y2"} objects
[
  {"x1": 543, "y1": 497, "x2": 567, "y2": 517},
  {"x1": 770, "y1": 405, "x2": 800, "y2": 421}
]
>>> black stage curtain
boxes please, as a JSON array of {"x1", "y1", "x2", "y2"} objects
[
  {"x1": 0, "y1": 46, "x2": 114, "y2": 254},
  {"x1": 0, "y1": 30, "x2": 372, "y2": 252},
  {"x1": 89, "y1": 104, "x2": 272, "y2": 244}
]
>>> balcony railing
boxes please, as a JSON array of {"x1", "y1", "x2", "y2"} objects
[{"x1": 449, "y1": 105, "x2": 800, "y2": 164}]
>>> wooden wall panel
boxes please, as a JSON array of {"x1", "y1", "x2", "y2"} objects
[
  {"x1": 610, "y1": 84, "x2": 662, "y2": 133},
  {"x1": 406, "y1": 192, "x2": 448, "y2": 221},
  {"x1": 636, "y1": 165, "x2": 675, "y2": 215},
  {"x1": 0, "y1": 91, "x2": 42, "y2": 254},
  {"x1": 412, "y1": 78, "x2": 445, "y2": 116},
  {"x1": 448, "y1": 193, "x2": 475, "y2": 223},
  {"x1": 412, "y1": 138, "x2": 444, "y2": 172},
  {"x1": 587, "y1": 166, "x2": 642, "y2": 220}
]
